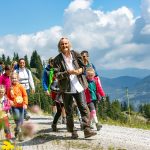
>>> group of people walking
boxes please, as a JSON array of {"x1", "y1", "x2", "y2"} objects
[
  {"x1": 42, "y1": 37, "x2": 106, "y2": 139},
  {"x1": 0, "y1": 58, "x2": 35, "y2": 142},
  {"x1": 0, "y1": 37, "x2": 105, "y2": 142}
]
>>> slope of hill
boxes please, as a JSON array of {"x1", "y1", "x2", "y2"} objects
[{"x1": 101, "y1": 75, "x2": 150, "y2": 109}]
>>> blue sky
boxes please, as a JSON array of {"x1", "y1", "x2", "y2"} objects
[
  {"x1": 0, "y1": 0, "x2": 150, "y2": 70},
  {"x1": 0, "y1": 0, "x2": 141, "y2": 35}
]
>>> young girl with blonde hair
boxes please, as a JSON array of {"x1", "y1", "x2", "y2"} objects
[
  {"x1": 7, "y1": 72, "x2": 28, "y2": 141},
  {"x1": 85, "y1": 68, "x2": 105, "y2": 131}
]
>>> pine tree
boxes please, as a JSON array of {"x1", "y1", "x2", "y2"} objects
[
  {"x1": 13, "y1": 52, "x2": 19, "y2": 61},
  {"x1": 109, "y1": 100, "x2": 121, "y2": 120},
  {"x1": 121, "y1": 101, "x2": 128, "y2": 111},
  {"x1": 30, "y1": 50, "x2": 43, "y2": 79},
  {"x1": 24, "y1": 55, "x2": 30, "y2": 69},
  {"x1": 140, "y1": 104, "x2": 150, "y2": 119},
  {"x1": 2, "y1": 54, "x2": 6, "y2": 63},
  {"x1": 6, "y1": 56, "x2": 11, "y2": 65}
]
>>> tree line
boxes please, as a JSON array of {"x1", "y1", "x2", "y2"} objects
[{"x1": 0, "y1": 51, "x2": 150, "y2": 122}]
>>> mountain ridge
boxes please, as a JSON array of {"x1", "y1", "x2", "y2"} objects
[
  {"x1": 98, "y1": 68, "x2": 150, "y2": 78},
  {"x1": 100, "y1": 75, "x2": 150, "y2": 109}
]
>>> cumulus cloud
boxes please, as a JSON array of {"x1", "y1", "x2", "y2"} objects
[
  {"x1": 132, "y1": 0, "x2": 150, "y2": 45},
  {"x1": 0, "y1": 0, "x2": 150, "y2": 70},
  {"x1": 65, "y1": 0, "x2": 92, "y2": 13},
  {"x1": 141, "y1": 24, "x2": 150, "y2": 34},
  {"x1": 141, "y1": 0, "x2": 150, "y2": 23},
  {"x1": 97, "y1": 43, "x2": 150, "y2": 69},
  {"x1": 0, "y1": 26, "x2": 62, "y2": 60}
]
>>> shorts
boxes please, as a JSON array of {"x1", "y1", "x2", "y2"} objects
[{"x1": 87, "y1": 102, "x2": 96, "y2": 112}]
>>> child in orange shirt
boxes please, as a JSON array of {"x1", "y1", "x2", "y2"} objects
[
  {"x1": 0, "y1": 85, "x2": 12, "y2": 140},
  {"x1": 7, "y1": 72, "x2": 28, "y2": 141}
]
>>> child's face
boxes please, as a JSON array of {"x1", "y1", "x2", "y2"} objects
[
  {"x1": 86, "y1": 72, "x2": 95, "y2": 80},
  {"x1": 5, "y1": 69, "x2": 11, "y2": 76},
  {"x1": 11, "y1": 74, "x2": 18, "y2": 84},
  {"x1": 0, "y1": 89, "x2": 5, "y2": 98}
]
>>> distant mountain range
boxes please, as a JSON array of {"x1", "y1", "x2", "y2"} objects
[
  {"x1": 98, "y1": 68, "x2": 150, "y2": 78},
  {"x1": 100, "y1": 75, "x2": 150, "y2": 110}
]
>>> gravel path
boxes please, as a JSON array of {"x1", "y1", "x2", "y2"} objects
[{"x1": 19, "y1": 114, "x2": 150, "y2": 150}]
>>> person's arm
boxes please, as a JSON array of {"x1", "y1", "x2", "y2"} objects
[
  {"x1": 74, "y1": 50, "x2": 86, "y2": 74},
  {"x1": 28, "y1": 70, "x2": 35, "y2": 93},
  {"x1": 2, "y1": 99, "x2": 11, "y2": 111},
  {"x1": 67, "y1": 50, "x2": 85, "y2": 75},
  {"x1": 0, "y1": 75, "x2": 3, "y2": 84},
  {"x1": 42, "y1": 69, "x2": 49, "y2": 92},
  {"x1": 6, "y1": 88, "x2": 15, "y2": 107},
  {"x1": 67, "y1": 68, "x2": 83, "y2": 75},
  {"x1": 20, "y1": 85, "x2": 28, "y2": 109},
  {"x1": 92, "y1": 64, "x2": 99, "y2": 77},
  {"x1": 53, "y1": 56, "x2": 69, "y2": 80},
  {"x1": 95, "y1": 77, "x2": 105, "y2": 97}
]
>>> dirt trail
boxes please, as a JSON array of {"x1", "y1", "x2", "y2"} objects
[{"x1": 14, "y1": 114, "x2": 150, "y2": 150}]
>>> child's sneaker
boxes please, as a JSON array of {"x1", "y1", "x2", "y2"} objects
[
  {"x1": 96, "y1": 123, "x2": 102, "y2": 131},
  {"x1": 90, "y1": 123, "x2": 94, "y2": 129},
  {"x1": 5, "y1": 133, "x2": 12, "y2": 139}
]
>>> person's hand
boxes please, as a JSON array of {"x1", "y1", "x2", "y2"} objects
[
  {"x1": 101, "y1": 96, "x2": 106, "y2": 101},
  {"x1": 67, "y1": 68, "x2": 82, "y2": 75},
  {"x1": 9, "y1": 100, "x2": 14, "y2": 106},
  {"x1": 67, "y1": 70, "x2": 75, "y2": 75},
  {"x1": 31, "y1": 89, "x2": 35, "y2": 94},
  {"x1": 45, "y1": 90, "x2": 50, "y2": 96},
  {"x1": 23, "y1": 104, "x2": 27, "y2": 109}
]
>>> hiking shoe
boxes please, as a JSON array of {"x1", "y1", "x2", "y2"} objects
[
  {"x1": 62, "y1": 117, "x2": 66, "y2": 124},
  {"x1": 18, "y1": 131, "x2": 24, "y2": 142},
  {"x1": 71, "y1": 131, "x2": 78, "y2": 139},
  {"x1": 14, "y1": 127, "x2": 19, "y2": 139},
  {"x1": 67, "y1": 126, "x2": 77, "y2": 132},
  {"x1": 58, "y1": 117, "x2": 62, "y2": 124},
  {"x1": 84, "y1": 128, "x2": 97, "y2": 138},
  {"x1": 80, "y1": 123, "x2": 84, "y2": 131},
  {"x1": 96, "y1": 123, "x2": 102, "y2": 131},
  {"x1": 90, "y1": 125, "x2": 94, "y2": 129},
  {"x1": 24, "y1": 115, "x2": 30, "y2": 121},
  {"x1": 51, "y1": 124, "x2": 58, "y2": 132},
  {"x1": 7, "y1": 138, "x2": 15, "y2": 144}
]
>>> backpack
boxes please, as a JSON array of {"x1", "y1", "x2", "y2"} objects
[
  {"x1": 16, "y1": 68, "x2": 30, "y2": 85},
  {"x1": 16, "y1": 68, "x2": 30, "y2": 77}
]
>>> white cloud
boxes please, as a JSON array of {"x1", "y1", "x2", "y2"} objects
[
  {"x1": 0, "y1": 48, "x2": 4, "y2": 53},
  {"x1": 0, "y1": 26, "x2": 62, "y2": 60},
  {"x1": 0, "y1": 0, "x2": 150, "y2": 71},
  {"x1": 141, "y1": 24, "x2": 150, "y2": 34},
  {"x1": 97, "y1": 43, "x2": 150, "y2": 69},
  {"x1": 65, "y1": 0, "x2": 92, "y2": 13},
  {"x1": 141, "y1": 0, "x2": 150, "y2": 23}
]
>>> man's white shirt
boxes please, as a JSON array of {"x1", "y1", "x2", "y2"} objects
[{"x1": 62, "y1": 53, "x2": 83, "y2": 93}]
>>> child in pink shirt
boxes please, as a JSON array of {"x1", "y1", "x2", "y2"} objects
[
  {"x1": 0, "y1": 85, "x2": 12, "y2": 140},
  {"x1": 84, "y1": 68, "x2": 105, "y2": 131}
]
